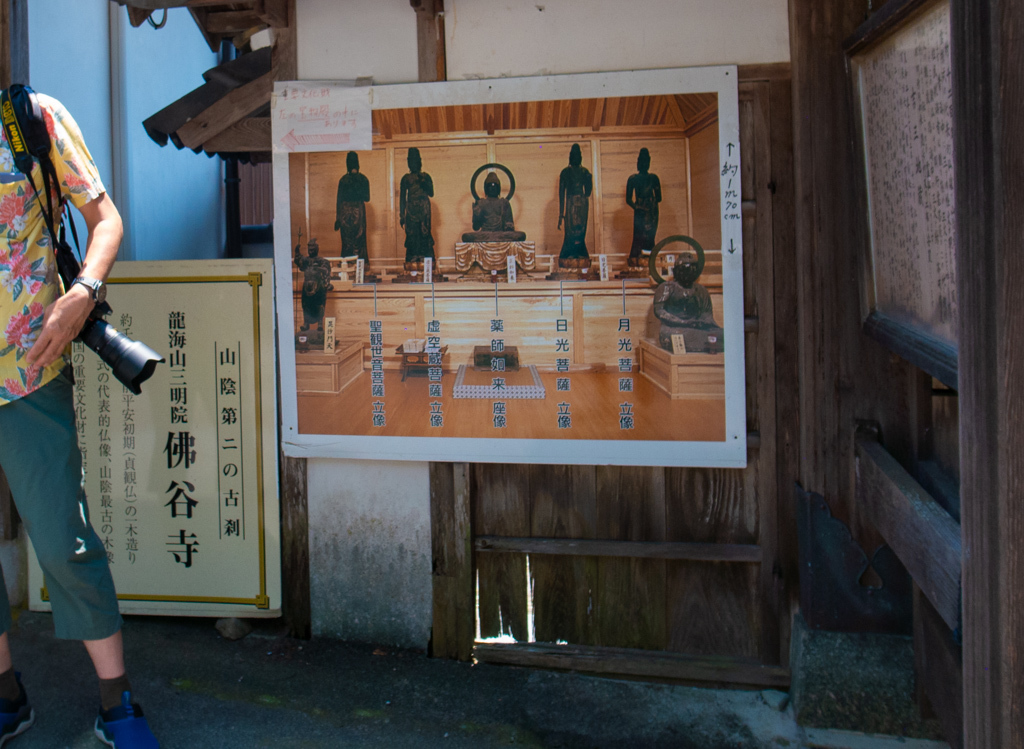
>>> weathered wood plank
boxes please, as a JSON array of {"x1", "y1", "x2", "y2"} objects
[
  {"x1": 472, "y1": 464, "x2": 530, "y2": 642},
  {"x1": 766, "y1": 72, "x2": 798, "y2": 668},
  {"x1": 953, "y1": 0, "x2": 1024, "y2": 743},
  {"x1": 280, "y1": 455, "x2": 309, "y2": 638},
  {"x1": 742, "y1": 78, "x2": 783, "y2": 666},
  {"x1": 474, "y1": 642, "x2": 789, "y2": 689},
  {"x1": 430, "y1": 462, "x2": 473, "y2": 660},
  {"x1": 204, "y1": 10, "x2": 264, "y2": 35},
  {"x1": 202, "y1": 117, "x2": 271, "y2": 153},
  {"x1": 177, "y1": 69, "x2": 275, "y2": 150},
  {"x1": 666, "y1": 560, "x2": 761, "y2": 658},
  {"x1": 854, "y1": 435, "x2": 961, "y2": 632},
  {"x1": 914, "y1": 585, "x2": 963, "y2": 749},
  {"x1": 665, "y1": 468, "x2": 757, "y2": 544},
  {"x1": 529, "y1": 465, "x2": 598, "y2": 646},
  {"x1": 594, "y1": 466, "x2": 666, "y2": 650},
  {"x1": 477, "y1": 536, "x2": 761, "y2": 562},
  {"x1": 272, "y1": 0, "x2": 297, "y2": 81},
  {"x1": 737, "y1": 63, "x2": 793, "y2": 81}
]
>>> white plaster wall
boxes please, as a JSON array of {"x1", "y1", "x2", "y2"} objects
[
  {"x1": 307, "y1": 459, "x2": 432, "y2": 649},
  {"x1": 444, "y1": 0, "x2": 790, "y2": 79},
  {"x1": 294, "y1": 0, "x2": 789, "y2": 650},
  {"x1": 297, "y1": 0, "x2": 419, "y2": 83}
]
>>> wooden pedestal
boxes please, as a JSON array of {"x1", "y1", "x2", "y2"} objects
[
  {"x1": 296, "y1": 340, "x2": 364, "y2": 395},
  {"x1": 638, "y1": 338, "x2": 724, "y2": 399}
]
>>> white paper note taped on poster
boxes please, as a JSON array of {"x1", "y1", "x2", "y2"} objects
[
  {"x1": 272, "y1": 81, "x2": 372, "y2": 152},
  {"x1": 29, "y1": 260, "x2": 282, "y2": 618}
]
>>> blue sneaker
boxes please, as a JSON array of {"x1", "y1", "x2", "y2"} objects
[
  {"x1": 0, "y1": 674, "x2": 33, "y2": 746},
  {"x1": 94, "y1": 691, "x2": 158, "y2": 748}
]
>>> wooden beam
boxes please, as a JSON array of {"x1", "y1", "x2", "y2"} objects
[
  {"x1": 280, "y1": 455, "x2": 310, "y2": 638},
  {"x1": 271, "y1": 0, "x2": 296, "y2": 81},
  {"x1": 204, "y1": 10, "x2": 264, "y2": 35},
  {"x1": 914, "y1": 585, "x2": 964, "y2": 749},
  {"x1": 176, "y1": 69, "x2": 275, "y2": 150},
  {"x1": 682, "y1": 102, "x2": 718, "y2": 138},
  {"x1": 474, "y1": 643, "x2": 790, "y2": 689},
  {"x1": 953, "y1": 0, "x2": 1024, "y2": 743},
  {"x1": 256, "y1": 0, "x2": 288, "y2": 28},
  {"x1": 0, "y1": 0, "x2": 27, "y2": 88},
  {"x1": 188, "y1": 8, "x2": 221, "y2": 53},
  {"x1": 429, "y1": 462, "x2": 473, "y2": 660},
  {"x1": 476, "y1": 536, "x2": 762, "y2": 563},
  {"x1": 737, "y1": 62, "x2": 793, "y2": 81},
  {"x1": 202, "y1": 116, "x2": 271, "y2": 153},
  {"x1": 413, "y1": 0, "x2": 446, "y2": 83},
  {"x1": 854, "y1": 435, "x2": 961, "y2": 632}
]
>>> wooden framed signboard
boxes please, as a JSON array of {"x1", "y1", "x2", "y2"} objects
[
  {"x1": 29, "y1": 260, "x2": 282, "y2": 617},
  {"x1": 846, "y1": 0, "x2": 957, "y2": 387},
  {"x1": 274, "y1": 68, "x2": 746, "y2": 467}
]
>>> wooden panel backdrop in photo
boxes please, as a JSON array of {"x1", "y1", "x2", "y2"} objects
[
  {"x1": 432, "y1": 70, "x2": 797, "y2": 686},
  {"x1": 598, "y1": 138, "x2": 691, "y2": 256}
]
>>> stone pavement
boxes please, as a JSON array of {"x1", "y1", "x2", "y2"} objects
[{"x1": 1, "y1": 611, "x2": 949, "y2": 749}]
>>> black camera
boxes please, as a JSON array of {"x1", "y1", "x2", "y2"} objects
[
  {"x1": 56, "y1": 251, "x2": 164, "y2": 395},
  {"x1": 78, "y1": 315, "x2": 164, "y2": 395}
]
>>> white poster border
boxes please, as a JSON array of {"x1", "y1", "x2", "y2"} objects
[{"x1": 274, "y1": 67, "x2": 746, "y2": 467}]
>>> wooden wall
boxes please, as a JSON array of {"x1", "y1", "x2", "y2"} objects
[{"x1": 287, "y1": 122, "x2": 720, "y2": 265}]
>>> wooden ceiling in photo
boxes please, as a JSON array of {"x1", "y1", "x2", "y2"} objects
[{"x1": 372, "y1": 93, "x2": 719, "y2": 140}]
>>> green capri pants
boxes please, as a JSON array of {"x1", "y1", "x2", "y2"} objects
[{"x1": 0, "y1": 369, "x2": 122, "y2": 640}]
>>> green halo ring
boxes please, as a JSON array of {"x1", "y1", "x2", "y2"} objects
[
  {"x1": 470, "y1": 163, "x2": 515, "y2": 202},
  {"x1": 648, "y1": 235, "x2": 705, "y2": 284}
]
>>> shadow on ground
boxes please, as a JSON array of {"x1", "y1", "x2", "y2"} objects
[{"x1": 6, "y1": 611, "x2": 807, "y2": 748}]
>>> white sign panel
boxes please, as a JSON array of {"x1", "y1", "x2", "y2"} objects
[
  {"x1": 272, "y1": 81, "x2": 372, "y2": 153},
  {"x1": 29, "y1": 260, "x2": 281, "y2": 617}
]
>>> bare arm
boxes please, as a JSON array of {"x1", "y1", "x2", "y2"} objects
[{"x1": 26, "y1": 193, "x2": 123, "y2": 368}]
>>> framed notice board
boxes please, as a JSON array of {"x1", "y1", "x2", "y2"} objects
[
  {"x1": 846, "y1": 0, "x2": 957, "y2": 387},
  {"x1": 29, "y1": 260, "x2": 281, "y2": 618},
  {"x1": 274, "y1": 67, "x2": 748, "y2": 467}
]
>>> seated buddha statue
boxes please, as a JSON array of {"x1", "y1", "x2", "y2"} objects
[
  {"x1": 653, "y1": 251, "x2": 724, "y2": 354},
  {"x1": 462, "y1": 171, "x2": 526, "y2": 243}
]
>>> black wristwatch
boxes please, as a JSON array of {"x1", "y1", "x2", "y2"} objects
[{"x1": 72, "y1": 275, "x2": 107, "y2": 305}]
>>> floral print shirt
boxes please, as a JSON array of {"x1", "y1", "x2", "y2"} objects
[{"x1": 0, "y1": 94, "x2": 104, "y2": 405}]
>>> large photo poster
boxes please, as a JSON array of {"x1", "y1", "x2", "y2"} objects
[{"x1": 275, "y1": 68, "x2": 745, "y2": 467}]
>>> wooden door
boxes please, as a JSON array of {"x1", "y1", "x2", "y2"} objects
[{"x1": 430, "y1": 68, "x2": 797, "y2": 687}]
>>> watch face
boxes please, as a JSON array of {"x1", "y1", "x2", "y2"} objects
[{"x1": 94, "y1": 282, "x2": 107, "y2": 304}]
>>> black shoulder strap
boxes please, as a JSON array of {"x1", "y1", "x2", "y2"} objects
[{"x1": 1, "y1": 85, "x2": 84, "y2": 272}]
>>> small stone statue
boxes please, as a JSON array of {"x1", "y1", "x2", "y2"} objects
[
  {"x1": 557, "y1": 143, "x2": 593, "y2": 262},
  {"x1": 399, "y1": 147, "x2": 435, "y2": 263},
  {"x1": 294, "y1": 236, "x2": 333, "y2": 334},
  {"x1": 653, "y1": 250, "x2": 724, "y2": 353},
  {"x1": 626, "y1": 148, "x2": 661, "y2": 265},
  {"x1": 462, "y1": 167, "x2": 526, "y2": 242},
  {"x1": 335, "y1": 151, "x2": 370, "y2": 260}
]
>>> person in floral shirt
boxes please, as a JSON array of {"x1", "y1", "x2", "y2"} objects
[{"x1": 0, "y1": 92, "x2": 158, "y2": 747}]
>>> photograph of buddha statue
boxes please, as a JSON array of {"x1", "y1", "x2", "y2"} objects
[
  {"x1": 653, "y1": 250, "x2": 724, "y2": 354},
  {"x1": 626, "y1": 148, "x2": 662, "y2": 266},
  {"x1": 399, "y1": 147, "x2": 436, "y2": 263},
  {"x1": 335, "y1": 151, "x2": 370, "y2": 261},
  {"x1": 557, "y1": 143, "x2": 593, "y2": 261},
  {"x1": 463, "y1": 170, "x2": 526, "y2": 243}
]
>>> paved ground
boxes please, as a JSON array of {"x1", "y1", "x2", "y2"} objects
[{"x1": 1, "y1": 611, "x2": 948, "y2": 749}]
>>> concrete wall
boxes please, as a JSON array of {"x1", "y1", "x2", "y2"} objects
[
  {"x1": 307, "y1": 459, "x2": 432, "y2": 647},
  {"x1": 297, "y1": 0, "x2": 790, "y2": 651}
]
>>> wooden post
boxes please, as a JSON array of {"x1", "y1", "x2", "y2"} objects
[
  {"x1": 952, "y1": 0, "x2": 1024, "y2": 744},
  {"x1": 411, "y1": 0, "x2": 446, "y2": 83},
  {"x1": 280, "y1": 455, "x2": 310, "y2": 638},
  {"x1": 429, "y1": 461, "x2": 473, "y2": 660}
]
